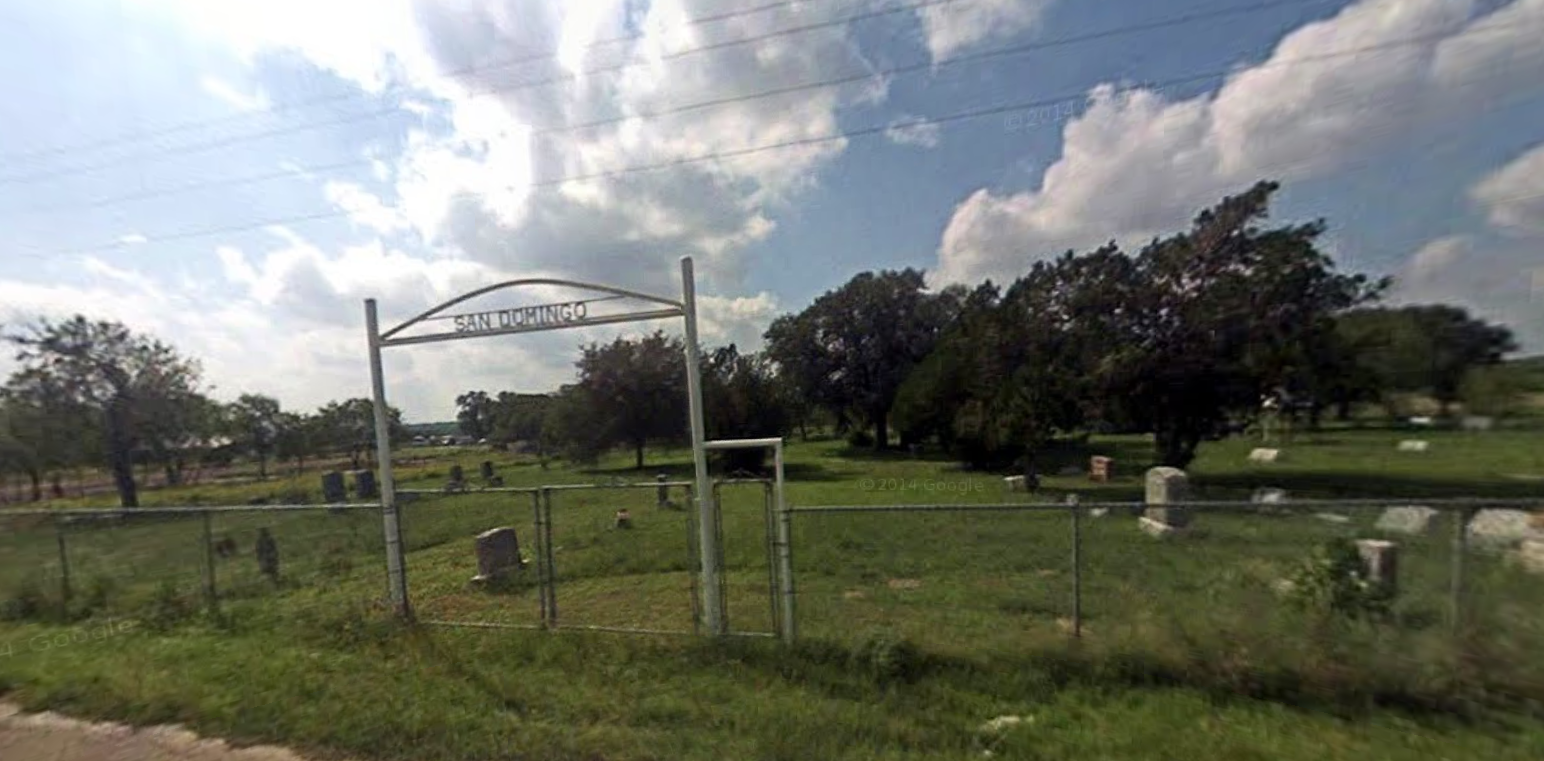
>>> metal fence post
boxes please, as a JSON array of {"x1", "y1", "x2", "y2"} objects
[
  {"x1": 201, "y1": 510, "x2": 218, "y2": 614},
  {"x1": 1070, "y1": 496, "x2": 1082, "y2": 640},
  {"x1": 1450, "y1": 506, "x2": 1471, "y2": 636},
  {"x1": 543, "y1": 487, "x2": 558, "y2": 628},
  {"x1": 777, "y1": 498, "x2": 796, "y2": 643},
  {"x1": 686, "y1": 484, "x2": 701, "y2": 636},
  {"x1": 762, "y1": 482, "x2": 780, "y2": 638},
  {"x1": 54, "y1": 517, "x2": 71, "y2": 616}
]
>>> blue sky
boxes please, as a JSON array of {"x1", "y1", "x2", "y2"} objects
[{"x1": 1, "y1": 0, "x2": 1541, "y2": 421}]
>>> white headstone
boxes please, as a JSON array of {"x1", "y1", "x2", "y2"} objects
[
  {"x1": 1144, "y1": 467, "x2": 1190, "y2": 531},
  {"x1": 1376, "y1": 506, "x2": 1439, "y2": 535},
  {"x1": 1467, "y1": 509, "x2": 1544, "y2": 548},
  {"x1": 1248, "y1": 448, "x2": 1281, "y2": 463},
  {"x1": 1461, "y1": 415, "x2": 1494, "y2": 432},
  {"x1": 1396, "y1": 440, "x2": 1430, "y2": 453},
  {"x1": 1252, "y1": 488, "x2": 1287, "y2": 504},
  {"x1": 1408, "y1": 416, "x2": 1434, "y2": 427},
  {"x1": 1511, "y1": 540, "x2": 1544, "y2": 574},
  {"x1": 1004, "y1": 475, "x2": 1027, "y2": 492}
]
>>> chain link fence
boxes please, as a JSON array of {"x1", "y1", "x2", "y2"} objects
[
  {"x1": 0, "y1": 504, "x2": 385, "y2": 629},
  {"x1": 785, "y1": 497, "x2": 1544, "y2": 707}
]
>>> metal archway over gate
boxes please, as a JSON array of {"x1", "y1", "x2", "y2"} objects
[{"x1": 364, "y1": 256, "x2": 725, "y2": 634}]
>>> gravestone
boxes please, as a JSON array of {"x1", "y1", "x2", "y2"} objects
[
  {"x1": 1408, "y1": 416, "x2": 1434, "y2": 427},
  {"x1": 1376, "y1": 506, "x2": 1438, "y2": 535},
  {"x1": 1462, "y1": 415, "x2": 1494, "y2": 432},
  {"x1": 1004, "y1": 475, "x2": 1027, "y2": 492},
  {"x1": 255, "y1": 528, "x2": 280, "y2": 583},
  {"x1": 1252, "y1": 487, "x2": 1289, "y2": 515},
  {"x1": 1397, "y1": 440, "x2": 1430, "y2": 453},
  {"x1": 1089, "y1": 456, "x2": 1113, "y2": 483},
  {"x1": 1511, "y1": 540, "x2": 1544, "y2": 574},
  {"x1": 1141, "y1": 467, "x2": 1190, "y2": 537},
  {"x1": 353, "y1": 469, "x2": 378, "y2": 499},
  {"x1": 657, "y1": 474, "x2": 670, "y2": 508},
  {"x1": 447, "y1": 464, "x2": 466, "y2": 491},
  {"x1": 1355, "y1": 539, "x2": 1399, "y2": 596},
  {"x1": 480, "y1": 460, "x2": 496, "y2": 480},
  {"x1": 1248, "y1": 448, "x2": 1280, "y2": 464},
  {"x1": 1467, "y1": 509, "x2": 1544, "y2": 548},
  {"x1": 472, "y1": 527, "x2": 523, "y2": 584},
  {"x1": 615, "y1": 509, "x2": 633, "y2": 529},
  {"x1": 320, "y1": 471, "x2": 346, "y2": 503}
]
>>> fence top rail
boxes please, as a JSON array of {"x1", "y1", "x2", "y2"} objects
[
  {"x1": 399, "y1": 487, "x2": 542, "y2": 496},
  {"x1": 0, "y1": 503, "x2": 382, "y2": 518},
  {"x1": 713, "y1": 478, "x2": 774, "y2": 486},
  {"x1": 538, "y1": 481, "x2": 696, "y2": 492},
  {"x1": 792, "y1": 497, "x2": 1540, "y2": 514}
]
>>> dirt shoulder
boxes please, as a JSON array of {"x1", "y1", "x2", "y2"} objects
[{"x1": 0, "y1": 702, "x2": 336, "y2": 761}]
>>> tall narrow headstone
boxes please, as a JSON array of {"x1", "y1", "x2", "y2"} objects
[
  {"x1": 320, "y1": 471, "x2": 346, "y2": 503},
  {"x1": 1141, "y1": 467, "x2": 1190, "y2": 536},
  {"x1": 353, "y1": 469, "x2": 378, "y2": 499},
  {"x1": 1355, "y1": 539, "x2": 1399, "y2": 596},
  {"x1": 255, "y1": 528, "x2": 280, "y2": 583},
  {"x1": 480, "y1": 460, "x2": 495, "y2": 480},
  {"x1": 657, "y1": 474, "x2": 669, "y2": 508}
]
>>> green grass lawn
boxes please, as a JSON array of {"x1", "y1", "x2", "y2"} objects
[{"x1": 2, "y1": 427, "x2": 1543, "y2": 760}]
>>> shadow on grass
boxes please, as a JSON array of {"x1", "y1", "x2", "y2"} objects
[
  {"x1": 580, "y1": 460, "x2": 845, "y2": 483},
  {"x1": 1195, "y1": 471, "x2": 1544, "y2": 500}
]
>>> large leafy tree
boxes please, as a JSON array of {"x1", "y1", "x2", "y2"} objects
[
  {"x1": 765, "y1": 269, "x2": 961, "y2": 450},
  {"x1": 4, "y1": 316, "x2": 205, "y2": 507},
  {"x1": 228, "y1": 394, "x2": 284, "y2": 479},
  {"x1": 701, "y1": 345, "x2": 791, "y2": 471},
  {"x1": 567, "y1": 331, "x2": 687, "y2": 469},
  {"x1": 489, "y1": 392, "x2": 554, "y2": 453},
  {"x1": 316, "y1": 398, "x2": 407, "y2": 469},
  {"x1": 1335, "y1": 305, "x2": 1516, "y2": 415},
  {"x1": 455, "y1": 390, "x2": 497, "y2": 440},
  {"x1": 1121, "y1": 181, "x2": 1382, "y2": 466}
]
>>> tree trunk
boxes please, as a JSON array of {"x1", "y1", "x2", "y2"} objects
[
  {"x1": 50, "y1": 472, "x2": 64, "y2": 498},
  {"x1": 635, "y1": 440, "x2": 645, "y2": 470},
  {"x1": 27, "y1": 469, "x2": 41, "y2": 502},
  {"x1": 873, "y1": 413, "x2": 889, "y2": 451},
  {"x1": 109, "y1": 447, "x2": 139, "y2": 508},
  {"x1": 1335, "y1": 398, "x2": 1352, "y2": 421},
  {"x1": 257, "y1": 454, "x2": 268, "y2": 479}
]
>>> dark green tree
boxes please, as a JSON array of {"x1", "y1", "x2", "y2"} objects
[
  {"x1": 764, "y1": 270, "x2": 962, "y2": 450},
  {"x1": 5, "y1": 316, "x2": 206, "y2": 507}
]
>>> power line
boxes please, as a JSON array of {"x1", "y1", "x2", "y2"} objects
[
  {"x1": 21, "y1": 0, "x2": 1343, "y2": 212},
  {"x1": 0, "y1": 0, "x2": 968, "y2": 185},
  {"x1": 0, "y1": 0, "x2": 850, "y2": 165},
  {"x1": 20, "y1": 21, "x2": 1543, "y2": 257}
]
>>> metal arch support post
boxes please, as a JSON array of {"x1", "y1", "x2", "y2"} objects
[
  {"x1": 366, "y1": 299, "x2": 411, "y2": 620},
  {"x1": 681, "y1": 256, "x2": 723, "y2": 636}
]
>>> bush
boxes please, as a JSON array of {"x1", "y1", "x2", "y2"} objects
[
  {"x1": 0, "y1": 577, "x2": 50, "y2": 622},
  {"x1": 143, "y1": 580, "x2": 198, "y2": 632},
  {"x1": 851, "y1": 630, "x2": 924, "y2": 684},
  {"x1": 846, "y1": 430, "x2": 875, "y2": 448},
  {"x1": 1282, "y1": 538, "x2": 1392, "y2": 620}
]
